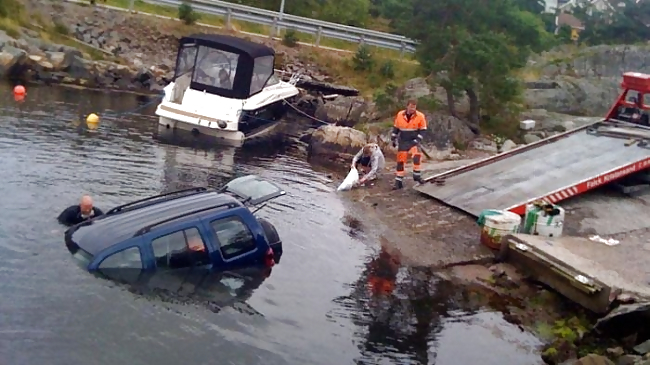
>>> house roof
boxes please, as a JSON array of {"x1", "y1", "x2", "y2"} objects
[
  {"x1": 558, "y1": 0, "x2": 615, "y2": 11},
  {"x1": 557, "y1": 12, "x2": 586, "y2": 29}
]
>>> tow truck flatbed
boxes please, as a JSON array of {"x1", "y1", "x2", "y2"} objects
[{"x1": 415, "y1": 120, "x2": 650, "y2": 217}]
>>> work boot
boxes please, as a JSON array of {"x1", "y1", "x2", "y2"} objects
[
  {"x1": 413, "y1": 173, "x2": 422, "y2": 183},
  {"x1": 392, "y1": 179, "x2": 403, "y2": 190}
]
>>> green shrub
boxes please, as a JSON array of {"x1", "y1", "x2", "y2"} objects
[
  {"x1": 178, "y1": 3, "x2": 200, "y2": 25},
  {"x1": 372, "y1": 82, "x2": 400, "y2": 114},
  {"x1": 282, "y1": 28, "x2": 299, "y2": 47},
  {"x1": 352, "y1": 44, "x2": 374, "y2": 71},
  {"x1": 0, "y1": 0, "x2": 22, "y2": 18},
  {"x1": 0, "y1": 21, "x2": 20, "y2": 38},
  {"x1": 53, "y1": 21, "x2": 69, "y2": 35},
  {"x1": 379, "y1": 59, "x2": 395, "y2": 78},
  {"x1": 416, "y1": 95, "x2": 439, "y2": 111}
]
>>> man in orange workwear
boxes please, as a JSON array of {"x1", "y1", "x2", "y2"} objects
[{"x1": 391, "y1": 100, "x2": 427, "y2": 189}]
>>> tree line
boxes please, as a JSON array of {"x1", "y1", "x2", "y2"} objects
[{"x1": 227, "y1": 0, "x2": 650, "y2": 46}]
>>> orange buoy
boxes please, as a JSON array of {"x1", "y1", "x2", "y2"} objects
[
  {"x1": 13, "y1": 85, "x2": 26, "y2": 97},
  {"x1": 14, "y1": 94, "x2": 25, "y2": 102}
]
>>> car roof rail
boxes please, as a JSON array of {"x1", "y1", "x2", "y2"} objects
[
  {"x1": 133, "y1": 202, "x2": 238, "y2": 237},
  {"x1": 106, "y1": 187, "x2": 209, "y2": 216}
]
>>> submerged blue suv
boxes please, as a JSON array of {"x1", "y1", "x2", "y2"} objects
[{"x1": 64, "y1": 175, "x2": 285, "y2": 273}]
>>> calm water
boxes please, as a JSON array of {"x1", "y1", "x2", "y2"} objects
[{"x1": 0, "y1": 83, "x2": 543, "y2": 365}]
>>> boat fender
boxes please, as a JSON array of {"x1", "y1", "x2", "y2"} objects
[{"x1": 86, "y1": 113, "x2": 100, "y2": 124}]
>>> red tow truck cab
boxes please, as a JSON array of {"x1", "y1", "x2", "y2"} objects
[{"x1": 606, "y1": 72, "x2": 650, "y2": 126}]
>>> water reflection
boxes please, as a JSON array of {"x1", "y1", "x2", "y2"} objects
[
  {"x1": 155, "y1": 125, "x2": 292, "y2": 191},
  {"x1": 336, "y1": 237, "x2": 544, "y2": 365},
  {"x1": 99, "y1": 267, "x2": 273, "y2": 316}
]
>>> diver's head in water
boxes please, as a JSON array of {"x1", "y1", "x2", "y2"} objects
[{"x1": 79, "y1": 195, "x2": 95, "y2": 218}]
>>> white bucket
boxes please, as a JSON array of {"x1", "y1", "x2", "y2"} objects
[
  {"x1": 524, "y1": 203, "x2": 565, "y2": 238},
  {"x1": 478, "y1": 209, "x2": 522, "y2": 250}
]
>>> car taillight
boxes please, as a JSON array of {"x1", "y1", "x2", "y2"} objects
[{"x1": 264, "y1": 247, "x2": 275, "y2": 267}]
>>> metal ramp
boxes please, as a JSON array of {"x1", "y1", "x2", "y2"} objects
[{"x1": 414, "y1": 121, "x2": 650, "y2": 217}]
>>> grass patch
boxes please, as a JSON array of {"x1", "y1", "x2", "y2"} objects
[
  {"x1": 536, "y1": 317, "x2": 591, "y2": 343},
  {"x1": 0, "y1": 17, "x2": 21, "y2": 38},
  {"x1": 365, "y1": 17, "x2": 393, "y2": 33},
  {"x1": 0, "y1": 0, "x2": 26, "y2": 38},
  {"x1": 479, "y1": 114, "x2": 523, "y2": 141},
  {"x1": 298, "y1": 48, "x2": 418, "y2": 97},
  {"x1": 103, "y1": 0, "x2": 412, "y2": 61},
  {"x1": 53, "y1": 21, "x2": 69, "y2": 36},
  {"x1": 357, "y1": 118, "x2": 393, "y2": 134},
  {"x1": 289, "y1": 29, "x2": 409, "y2": 60},
  {"x1": 0, "y1": 0, "x2": 23, "y2": 18},
  {"x1": 0, "y1": 0, "x2": 109, "y2": 62},
  {"x1": 518, "y1": 67, "x2": 542, "y2": 82}
]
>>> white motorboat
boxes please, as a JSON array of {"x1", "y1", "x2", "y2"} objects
[{"x1": 155, "y1": 33, "x2": 301, "y2": 146}]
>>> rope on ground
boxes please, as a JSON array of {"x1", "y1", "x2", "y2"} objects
[
  {"x1": 283, "y1": 100, "x2": 330, "y2": 125},
  {"x1": 232, "y1": 100, "x2": 331, "y2": 125}
]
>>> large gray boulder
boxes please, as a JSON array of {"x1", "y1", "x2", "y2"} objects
[
  {"x1": 524, "y1": 76, "x2": 619, "y2": 116},
  {"x1": 0, "y1": 30, "x2": 17, "y2": 51},
  {"x1": 314, "y1": 96, "x2": 370, "y2": 127},
  {"x1": 0, "y1": 46, "x2": 27, "y2": 77},
  {"x1": 308, "y1": 125, "x2": 367, "y2": 163},
  {"x1": 422, "y1": 112, "x2": 476, "y2": 150}
]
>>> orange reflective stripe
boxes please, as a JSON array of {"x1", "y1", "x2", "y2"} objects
[{"x1": 394, "y1": 110, "x2": 427, "y2": 131}]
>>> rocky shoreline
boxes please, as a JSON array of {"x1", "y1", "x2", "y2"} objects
[
  {"x1": 0, "y1": 29, "x2": 168, "y2": 93},
  {"x1": 0, "y1": 0, "x2": 336, "y2": 95}
]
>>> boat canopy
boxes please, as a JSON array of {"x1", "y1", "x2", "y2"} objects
[{"x1": 174, "y1": 34, "x2": 276, "y2": 100}]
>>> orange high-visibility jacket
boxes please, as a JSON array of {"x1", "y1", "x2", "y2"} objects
[{"x1": 392, "y1": 110, "x2": 427, "y2": 151}]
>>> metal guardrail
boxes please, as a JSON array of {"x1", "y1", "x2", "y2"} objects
[{"x1": 137, "y1": 0, "x2": 418, "y2": 56}]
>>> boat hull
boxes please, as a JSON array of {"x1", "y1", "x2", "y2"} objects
[
  {"x1": 158, "y1": 116, "x2": 246, "y2": 147},
  {"x1": 155, "y1": 81, "x2": 298, "y2": 147},
  {"x1": 157, "y1": 103, "x2": 289, "y2": 147}
]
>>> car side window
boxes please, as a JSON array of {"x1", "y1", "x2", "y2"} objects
[
  {"x1": 151, "y1": 227, "x2": 210, "y2": 269},
  {"x1": 210, "y1": 217, "x2": 257, "y2": 260},
  {"x1": 99, "y1": 246, "x2": 143, "y2": 269}
]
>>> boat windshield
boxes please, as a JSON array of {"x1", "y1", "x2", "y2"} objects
[
  {"x1": 267, "y1": 73, "x2": 280, "y2": 87},
  {"x1": 176, "y1": 43, "x2": 198, "y2": 78},
  {"x1": 191, "y1": 46, "x2": 240, "y2": 91},
  {"x1": 251, "y1": 55, "x2": 275, "y2": 94}
]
